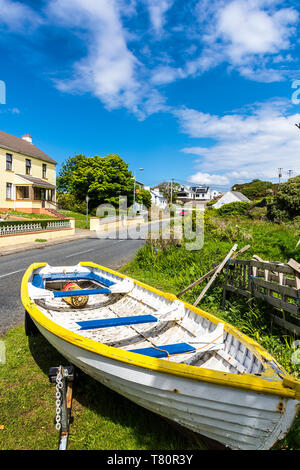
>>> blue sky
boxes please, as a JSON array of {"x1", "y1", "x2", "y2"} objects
[{"x1": 1, "y1": 0, "x2": 300, "y2": 190}]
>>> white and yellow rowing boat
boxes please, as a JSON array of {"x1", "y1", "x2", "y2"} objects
[{"x1": 21, "y1": 261, "x2": 300, "y2": 450}]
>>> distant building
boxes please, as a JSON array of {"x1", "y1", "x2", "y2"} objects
[
  {"x1": 144, "y1": 185, "x2": 168, "y2": 209},
  {"x1": 212, "y1": 191, "x2": 250, "y2": 209},
  {"x1": 210, "y1": 189, "x2": 222, "y2": 200},
  {"x1": 176, "y1": 185, "x2": 220, "y2": 203}
]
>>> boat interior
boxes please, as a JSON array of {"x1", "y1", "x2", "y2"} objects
[{"x1": 29, "y1": 266, "x2": 270, "y2": 377}]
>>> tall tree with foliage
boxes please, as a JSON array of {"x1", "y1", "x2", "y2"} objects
[
  {"x1": 57, "y1": 154, "x2": 151, "y2": 213},
  {"x1": 156, "y1": 181, "x2": 180, "y2": 202}
]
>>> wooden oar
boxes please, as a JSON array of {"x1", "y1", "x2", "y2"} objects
[{"x1": 177, "y1": 244, "x2": 250, "y2": 298}]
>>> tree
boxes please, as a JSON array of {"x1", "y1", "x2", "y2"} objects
[
  {"x1": 57, "y1": 154, "x2": 135, "y2": 211},
  {"x1": 136, "y1": 188, "x2": 152, "y2": 209},
  {"x1": 156, "y1": 181, "x2": 180, "y2": 202},
  {"x1": 267, "y1": 175, "x2": 300, "y2": 221},
  {"x1": 57, "y1": 154, "x2": 86, "y2": 194}
]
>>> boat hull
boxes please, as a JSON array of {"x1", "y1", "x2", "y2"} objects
[{"x1": 33, "y1": 318, "x2": 299, "y2": 450}]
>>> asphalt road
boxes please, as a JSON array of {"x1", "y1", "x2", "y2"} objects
[
  {"x1": 0, "y1": 235, "x2": 145, "y2": 336},
  {"x1": 0, "y1": 218, "x2": 172, "y2": 336}
]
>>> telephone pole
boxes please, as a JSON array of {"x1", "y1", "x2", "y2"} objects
[{"x1": 278, "y1": 168, "x2": 283, "y2": 184}]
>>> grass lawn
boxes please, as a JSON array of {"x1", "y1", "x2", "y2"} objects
[
  {"x1": 0, "y1": 209, "x2": 91, "y2": 229},
  {"x1": 0, "y1": 210, "x2": 57, "y2": 220},
  {"x1": 0, "y1": 326, "x2": 202, "y2": 450},
  {"x1": 60, "y1": 210, "x2": 90, "y2": 229}
]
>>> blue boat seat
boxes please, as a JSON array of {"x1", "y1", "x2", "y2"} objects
[
  {"x1": 54, "y1": 288, "x2": 111, "y2": 298},
  {"x1": 129, "y1": 342, "x2": 196, "y2": 358},
  {"x1": 32, "y1": 274, "x2": 45, "y2": 289},
  {"x1": 76, "y1": 314, "x2": 158, "y2": 330},
  {"x1": 33, "y1": 271, "x2": 116, "y2": 289},
  {"x1": 43, "y1": 272, "x2": 115, "y2": 287}
]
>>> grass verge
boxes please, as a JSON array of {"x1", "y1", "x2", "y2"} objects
[
  {"x1": 60, "y1": 210, "x2": 90, "y2": 229},
  {"x1": 0, "y1": 326, "x2": 201, "y2": 450}
]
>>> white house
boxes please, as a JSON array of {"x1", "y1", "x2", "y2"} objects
[
  {"x1": 212, "y1": 191, "x2": 250, "y2": 209},
  {"x1": 144, "y1": 185, "x2": 168, "y2": 209},
  {"x1": 177, "y1": 185, "x2": 220, "y2": 202},
  {"x1": 210, "y1": 189, "x2": 221, "y2": 200}
]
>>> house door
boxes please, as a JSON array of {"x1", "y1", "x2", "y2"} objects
[{"x1": 41, "y1": 188, "x2": 46, "y2": 208}]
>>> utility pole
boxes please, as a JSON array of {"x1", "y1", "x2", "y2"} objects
[
  {"x1": 278, "y1": 168, "x2": 283, "y2": 184},
  {"x1": 287, "y1": 169, "x2": 293, "y2": 180},
  {"x1": 170, "y1": 178, "x2": 174, "y2": 204}
]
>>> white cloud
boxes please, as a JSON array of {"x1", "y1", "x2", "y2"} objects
[
  {"x1": 0, "y1": 0, "x2": 43, "y2": 31},
  {"x1": 47, "y1": 0, "x2": 168, "y2": 118},
  {"x1": 217, "y1": 1, "x2": 298, "y2": 60},
  {"x1": 187, "y1": 172, "x2": 230, "y2": 186},
  {"x1": 48, "y1": 0, "x2": 139, "y2": 108},
  {"x1": 144, "y1": 0, "x2": 173, "y2": 36},
  {"x1": 190, "y1": 0, "x2": 299, "y2": 82},
  {"x1": 177, "y1": 100, "x2": 300, "y2": 186},
  {"x1": 151, "y1": 65, "x2": 186, "y2": 85}
]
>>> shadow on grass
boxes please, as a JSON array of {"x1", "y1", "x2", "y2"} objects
[{"x1": 27, "y1": 332, "x2": 215, "y2": 450}]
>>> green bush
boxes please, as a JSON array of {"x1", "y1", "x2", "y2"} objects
[
  {"x1": 57, "y1": 193, "x2": 87, "y2": 215},
  {"x1": 232, "y1": 179, "x2": 277, "y2": 199},
  {"x1": 267, "y1": 175, "x2": 300, "y2": 221},
  {"x1": 217, "y1": 201, "x2": 250, "y2": 217}
]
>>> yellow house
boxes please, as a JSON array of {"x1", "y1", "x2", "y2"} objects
[{"x1": 0, "y1": 130, "x2": 57, "y2": 214}]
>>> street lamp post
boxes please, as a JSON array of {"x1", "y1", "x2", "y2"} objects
[
  {"x1": 86, "y1": 195, "x2": 89, "y2": 229},
  {"x1": 133, "y1": 168, "x2": 144, "y2": 213}
]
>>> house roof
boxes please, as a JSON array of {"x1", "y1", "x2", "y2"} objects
[
  {"x1": 16, "y1": 174, "x2": 56, "y2": 189},
  {"x1": 0, "y1": 130, "x2": 57, "y2": 165},
  {"x1": 150, "y1": 189, "x2": 166, "y2": 199},
  {"x1": 190, "y1": 186, "x2": 209, "y2": 193},
  {"x1": 229, "y1": 191, "x2": 250, "y2": 202}
]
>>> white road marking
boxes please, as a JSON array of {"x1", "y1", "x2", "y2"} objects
[
  {"x1": 64, "y1": 240, "x2": 125, "y2": 258},
  {"x1": 0, "y1": 268, "x2": 25, "y2": 278},
  {"x1": 64, "y1": 248, "x2": 95, "y2": 258}
]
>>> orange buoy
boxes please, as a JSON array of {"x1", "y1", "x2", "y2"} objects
[{"x1": 62, "y1": 282, "x2": 89, "y2": 308}]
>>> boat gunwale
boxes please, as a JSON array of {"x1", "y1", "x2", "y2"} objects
[{"x1": 21, "y1": 261, "x2": 300, "y2": 401}]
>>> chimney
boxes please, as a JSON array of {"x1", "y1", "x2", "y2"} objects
[{"x1": 22, "y1": 134, "x2": 32, "y2": 144}]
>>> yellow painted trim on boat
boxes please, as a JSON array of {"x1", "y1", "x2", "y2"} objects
[{"x1": 21, "y1": 262, "x2": 300, "y2": 401}]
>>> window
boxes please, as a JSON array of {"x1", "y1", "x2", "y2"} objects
[
  {"x1": 25, "y1": 159, "x2": 31, "y2": 175},
  {"x1": 16, "y1": 186, "x2": 29, "y2": 199},
  {"x1": 6, "y1": 182, "x2": 12, "y2": 199},
  {"x1": 42, "y1": 163, "x2": 47, "y2": 179},
  {"x1": 6, "y1": 153, "x2": 12, "y2": 171}
]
